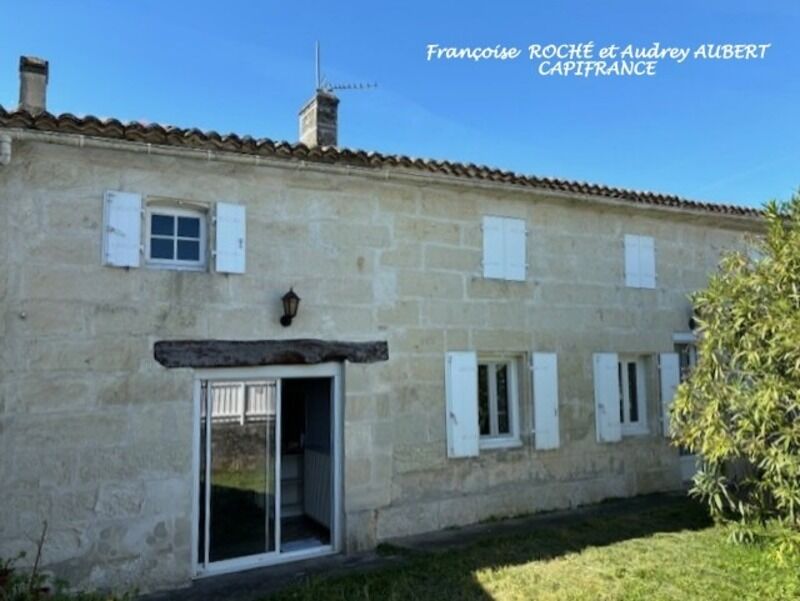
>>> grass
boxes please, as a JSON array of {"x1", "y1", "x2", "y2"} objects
[{"x1": 265, "y1": 496, "x2": 800, "y2": 601}]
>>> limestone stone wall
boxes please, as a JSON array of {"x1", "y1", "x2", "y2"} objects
[{"x1": 0, "y1": 139, "x2": 757, "y2": 591}]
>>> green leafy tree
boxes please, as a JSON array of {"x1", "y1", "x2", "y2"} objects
[{"x1": 672, "y1": 194, "x2": 800, "y2": 558}]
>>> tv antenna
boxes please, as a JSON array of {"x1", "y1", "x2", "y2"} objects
[{"x1": 315, "y1": 41, "x2": 377, "y2": 94}]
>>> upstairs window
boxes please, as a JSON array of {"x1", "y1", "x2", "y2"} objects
[
  {"x1": 482, "y1": 216, "x2": 527, "y2": 281},
  {"x1": 146, "y1": 206, "x2": 207, "y2": 270},
  {"x1": 102, "y1": 191, "x2": 245, "y2": 274}
]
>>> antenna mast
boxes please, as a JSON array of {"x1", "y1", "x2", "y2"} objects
[
  {"x1": 315, "y1": 41, "x2": 321, "y2": 90},
  {"x1": 314, "y1": 41, "x2": 377, "y2": 94}
]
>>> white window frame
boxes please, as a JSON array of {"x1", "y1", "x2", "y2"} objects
[
  {"x1": 145, "y1": 204, "x2": 208, "y2": 271},
  {"x1": 618, "y1": 356, "x2": 648, "y2": 436},
  {"x1": 477, "y1": 356, "x2": 521, "y2": 449}
]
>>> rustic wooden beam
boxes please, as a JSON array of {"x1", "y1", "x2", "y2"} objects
[{"x1": 154, "y1": 339, "x2": 389, "y2": 368}]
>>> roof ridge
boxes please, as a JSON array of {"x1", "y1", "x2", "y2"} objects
[{"x1": 0, "y1": 105, "x2": 762, "y2": 218}]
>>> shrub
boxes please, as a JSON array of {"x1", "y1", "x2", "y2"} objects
[
  {"x1": 0, "y1": 524, "x2": 131, "y2": 601},
  {"x1": 671, "y1": 194, "x2": 800, "y2": 559}
]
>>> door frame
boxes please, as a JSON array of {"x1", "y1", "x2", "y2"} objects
[{"x1": 191, "y1": 362, "x2": 344, "y2": 578}]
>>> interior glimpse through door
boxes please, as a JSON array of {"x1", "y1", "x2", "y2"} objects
[{"x1": 197, "y1": 376, "x2": 333, "y2": 570}]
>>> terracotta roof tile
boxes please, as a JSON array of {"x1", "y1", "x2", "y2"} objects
[{"x1": 0, "y1": 106, "x2": 761, "y2": 219}]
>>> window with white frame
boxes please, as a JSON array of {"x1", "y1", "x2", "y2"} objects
[
  {"x1": 477, "y1": 358, "x2": 520, "y2": 448},
  {"x1": 618, "y1": 357, "x2": 648, "y2": 435},
  {"x1": 146, "y1": 206, "x2": 207, "y2": 269}
]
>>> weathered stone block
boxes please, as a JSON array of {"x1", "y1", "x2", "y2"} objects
[
  {"x1": 379, "y1": 244, "x2": 422, "y2": 269},
  {"x1": 394, "y1": 216, "x2": 460, "y2": 245},
  {"x1": 396, "y1": 270, "x2": 463, "y2": 299},
  {"x1": 424, "y1": 245, "x2": 479, "y2": 272}
]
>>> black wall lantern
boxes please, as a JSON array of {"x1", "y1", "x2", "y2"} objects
[{"x1": 280, "y1": 288, "x2": 301, "y2": 327}]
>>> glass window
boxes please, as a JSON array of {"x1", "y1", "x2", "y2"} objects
[
  {"x1": 618, "y1": 357, "x2": 647, "y2": 435},
  {"x1": 627, "y1": 362, "x2": 639, "y2": 423},
  {"x1": 675, "y1": 343, "x2": 698, "y2": 382},
  {"x1": 496, "y1": 364, "x2": 509, "y2": 434},
  {"x1": 478, "y1": 365, "x2": 490, "y2": 436},
  {"x1": 146, "y1": 207, "x2": 206, "y2": 269},
  {"x1": 476, "y1": 359, "x2": 518, "y2": 446}
]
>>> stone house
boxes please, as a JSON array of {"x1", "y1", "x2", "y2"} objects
[{"x1": 0, "y1": 56, "x2": 762, "y2": 592}]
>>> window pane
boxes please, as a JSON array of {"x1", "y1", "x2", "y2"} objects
[
  {"x1": 151, "y1": 214, "x2": 174, "y2": 236},
  {"x1": 618, "y1": 363, "x2": 625, "y2": 423},
  {"x1": 496, "y1": 364, "x2": 509, "y2": 434},
  {"x1": 178, "y1": 216, "x2": 201, "y2": 238},
  {"x1": 677, "y1": 344, "x2": 696, "y2": 382},
  {"x1": 151, "y1": 237, "x2": 174, "y2": 259},
  {"x1": 178, "y1": 239, "x2": 200, "y2": 261},
  {"x1": 627, "y1": 362, "x2": 639, "y2": 422},
  {"x1": 478, "y1": 365, "x2": 489, "y2": 436}
]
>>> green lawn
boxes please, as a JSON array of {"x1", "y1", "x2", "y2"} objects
[{"x1": 267, "y1": 497, "x2": 800, "y2": 601}]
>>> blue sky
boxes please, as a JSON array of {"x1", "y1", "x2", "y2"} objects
[{"x1": 0, "y1": 1, "x2": 797, "y2": 207}]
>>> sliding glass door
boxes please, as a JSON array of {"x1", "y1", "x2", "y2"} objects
[
  {"x1": 195, "y1": 372, "x2": 337, "y2": 575},
  {"x1": 199, "y1": 380, "x2": 278, "y2": 566}
]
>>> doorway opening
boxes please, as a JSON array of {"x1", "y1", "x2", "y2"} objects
[
  {"x1": 280, "y1": 378, "x2": 332, "y2": 552},
  {"x1": 193, "y1": 364, "x2": 341, "y2": 576}
]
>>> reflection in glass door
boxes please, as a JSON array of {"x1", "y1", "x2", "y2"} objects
[{"x1": 198, "y1": 380, "x2": 278, "y2": 565}]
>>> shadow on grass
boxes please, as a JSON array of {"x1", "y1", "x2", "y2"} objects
[{"x1": 267, "y1": 494, "x2": 712, "y2": 601}]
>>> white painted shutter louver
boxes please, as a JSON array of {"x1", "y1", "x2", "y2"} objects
[
  {"x1": 102, "y1": 190, "x2": 142, "y2": 268},
  {"x1": 482, "y1": 216, "x2": 505, "y2": 279},
  {"x1": 659, "y1": 352, "x2": 680, "y2": 437},
  {"x1": 445, "y1": 351, "x2": 480, "y2": 458},
  {"x1": 532, "y1": 352, "x2": 559, "y2": 450},
  {"x1": 504, "y1": 218, "x2": 527, "y2": 281},
  {"x1": 639, "y1": 236, "x2": 656, "y2": 289},
  {"x1": 593, "y1": 353, "x2": 622, "y2": 443},
  {"x1": 215, "y1": 202, "x2": 246, "y2": 274},
  {"x1": 624, "y1": 235, "x2": 640, "y2": 287}
]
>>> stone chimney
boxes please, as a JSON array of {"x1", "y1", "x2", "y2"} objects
[
  {"x1": 299, "y1": 90, "x2": 339, "y2": 147},
  {"x1": 19, "y1": 56, "x2": 49, "y2": 115}
]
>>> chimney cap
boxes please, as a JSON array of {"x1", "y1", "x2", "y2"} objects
[{"x1": 20, "y1": 56, "x2": 49, "y2": 79}]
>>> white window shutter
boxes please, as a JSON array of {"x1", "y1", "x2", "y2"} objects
[
  {"x1": 482, "y1": 216, "x2": 504, "y2": 279},
  {"x1": 659, "y1": 352, "x2": 680, "y2": 437},
  {"x1": 503, "y1": 218, "x2": 527, "y2": 281},
  {"x1": 445, "y1": 351, "x2": 479, "y2": 458},
  {"x1": 593, "y1": 353, "x2": 621, "y2": 443},
  {"x1": 639, "y1": 236, "x2": 656, "y2": 289},
  {"x1": 215, "y1": 202, "x2": 246, "y2": 274},
  {"x1": 102, "y1": 191, "x2": 142, "y2": 268},
  {"x1": 532, "y1": 352, "x2": 559, "y2": 450},
  {"x1": 624, "y1": 235, "x2": 640, "y2": 287}
]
